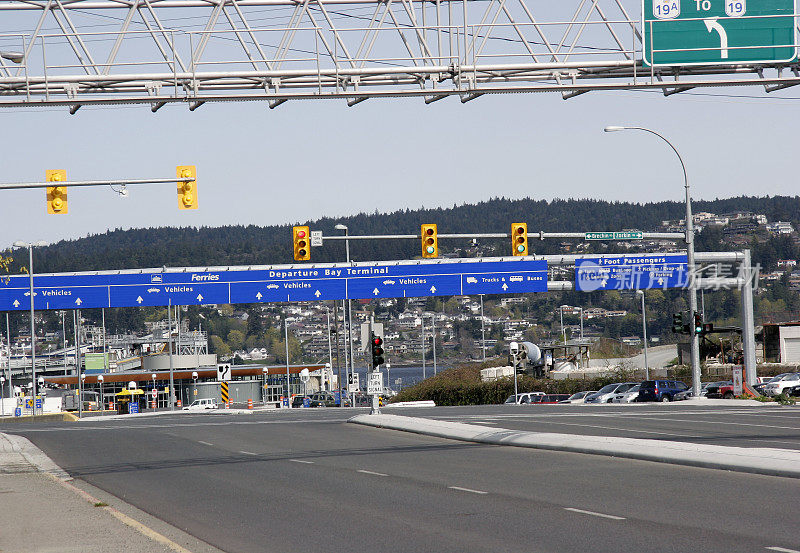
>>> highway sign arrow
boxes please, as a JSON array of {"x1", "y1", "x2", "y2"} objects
[
  {"x1": 136, "y1": 296, "x2": 143, "y2": 304},
  {"x1": 75, "y1": 298, "x2": 82, "y2": 306},
  {"x1": 12, "y1": 300, "x2": 19, "y2": 307},
  {"x1": 373, "y1": 288, "x2": 380, "y2": 295},
  {"x1": 197, "y1": 294, "x2": 204, "y2": 302},
  {"x1": 256, "y1": 292, "x2": 263, "y2": 300},
  {"x1": 703, "y1": 17, "x2": 729, "y2": 58},
  {"x1": 314, "y1": 290, "x2": 321, "y2": 298},
  {"x1": 430, "y1": 285, "x2": 436, "y2": 293},
  {"x1": 502, "y1": 283, "x2": 508, "y2": 291}
]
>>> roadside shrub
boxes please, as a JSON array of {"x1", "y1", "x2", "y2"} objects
[{"x1": 392, "y1": 366, "x2": 632, "y2": 406}]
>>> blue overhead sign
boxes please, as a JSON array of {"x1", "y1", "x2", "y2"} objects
[
  {"x1": 0, "y1": 258, "x2": 548, "y2": 311},
  {"x1": 575, "y1": 254, "x2": 689, "y2": 291}
]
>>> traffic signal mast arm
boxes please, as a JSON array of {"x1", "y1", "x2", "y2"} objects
[
  {"x1": 0, "y1": 177, "x2": 193, "y2": 190},
  {"x1": 320, "y1": 231, "x2": 685, "y2": 241}
]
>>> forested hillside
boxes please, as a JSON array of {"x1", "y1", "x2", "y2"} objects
[{"x1": 5, "y1": 195, "x2": 800, "y2": 273}]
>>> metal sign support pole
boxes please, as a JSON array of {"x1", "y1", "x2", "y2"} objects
[
  {"x1": 284, "y1": 313, "x2": 291, "y2": 408},
  {"x1": 741, "y1": 250, "x2": 758, "y2": 386},
  {"x1": 334, "y1": 302, "x2": 342, "y2": 403},
  {"x1": 480, "y1": 295, "x2": 486, "y2": 361},
  {"x1": 168, "y1": 299, "x2": 175, "y2": 411},
  {"x1": 431, "y1": 314, "x2": 437, "y2": 376}
]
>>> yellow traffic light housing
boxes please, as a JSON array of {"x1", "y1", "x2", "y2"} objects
[
  {"x1": 46, "y1": 170, "x2": 68, "y2": 214},
  {"x1": 176, "y1": 165, "x2": 197, "y2": 210},
  {"x1": 421, "y1": 224, "x2": 438, "y2": 258},
  {"x1": 512, "y1": 223, "x2": 528, "y2": 256},
  {"x1": 293, "y1": 226, "x2": 311, "y2": 261}
]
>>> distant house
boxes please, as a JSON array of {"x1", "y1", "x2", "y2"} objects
[{"x1": 767, "y1": 222, "x2": 795, "y2": 235}]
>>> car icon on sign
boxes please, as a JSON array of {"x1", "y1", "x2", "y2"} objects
[
  {"x1": 382, "y1": 280, "x2": 396, "y2": 285},
  {"x1": 266, "y1": 284, "x2": 279, "y2": 289},
  {"x1": 147, "y1": 288, "x2": 161, "y2": 293},
  {"x1": 466, "y1": 277, "x2": 478, "y2": 284}
]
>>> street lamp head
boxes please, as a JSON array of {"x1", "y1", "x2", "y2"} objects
[
  {"x1": 13, "y1": 241, "x2": 27, "y2": 248},
  {"x1": 34, "y1": 241, "x2": 48, "y2": 248},
  {"x1": 0, "y1": 51, "x2": 24, "y2": 64},
  {"x1": 604, "y1": 126, "x2": 626, "y2": 132},
  {"x1": 636, "y1": 290, "x2": 644, "y2": 296},
  {"x1": 334, "y1": 224, "x2": 348, "y2": 231}
]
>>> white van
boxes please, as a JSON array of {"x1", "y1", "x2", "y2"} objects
[{"x1": 183, "y1": 398, "x2": 219, "y2": 410}]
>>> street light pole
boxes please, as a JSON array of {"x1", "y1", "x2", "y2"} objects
[
  {"x1": 335, "y1": 223, "x2": 356, "y2": 406},
  {"x1": 638, "y1": 290, "x2": 650, "y2": 380},
  {"x1": 604, "y1": 126, "x2": 700, "y2": 396},
  {"x1": 14, "y1": 240, "x2": 47, "y2": 416}
]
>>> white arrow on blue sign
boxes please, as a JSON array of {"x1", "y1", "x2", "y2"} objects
[{"x1": 0, "y1": 258, "x2": 548, "y2": 311}]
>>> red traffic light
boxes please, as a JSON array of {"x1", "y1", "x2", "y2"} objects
[
  {"x1": 372, "y1": 337, "x2": 383, "y2": 346},
  {"x1": 297, "y1": 230, "x2": 306, "y2": 238}
]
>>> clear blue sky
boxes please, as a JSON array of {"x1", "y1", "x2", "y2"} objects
[{"x1": 1, "y1": 86, "x2": 798, "y2": 250}]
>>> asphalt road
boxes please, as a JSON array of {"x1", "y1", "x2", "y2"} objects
[{"x1": 3, "y1": 405, "x2": 800, "y2": 553}]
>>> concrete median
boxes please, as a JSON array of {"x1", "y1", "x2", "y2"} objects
[{"x1": 350, "y1": 413, "x2": 800, "y2": 479}]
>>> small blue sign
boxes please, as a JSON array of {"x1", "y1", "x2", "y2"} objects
[
  {"x1": 14, "y1": 407, "x2": 21, "y2": 417},
  {"x1": 129, "y1": 402, "x2": 139, "y2": 414},
  {"x1": 575, "y1": 255, "x2": 689, "y2": 291},
  {"x1": 334, "y1": 391, "x2": 341, "y2": 406},
  {"x1": 303, "y1": 397, "x2": 310, "y2": 408}
]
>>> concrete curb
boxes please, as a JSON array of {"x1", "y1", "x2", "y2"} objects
[
  {"x1": 350, "y1": 414, "x2": 800, "y2": 479},
  {"x1": 0, "y1": 432, "x2": 72, "y2": 480}
]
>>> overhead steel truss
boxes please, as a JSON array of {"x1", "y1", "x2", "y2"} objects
[{"x1": 1, "y1": 0, "x2": 799, "y2": 111}]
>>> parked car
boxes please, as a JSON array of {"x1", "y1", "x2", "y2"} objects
[
  {"x1": 584, "y1": 383, "x2": 639, "y2": 404},
  {"x1": 611, "y1": 384, "x2": 641, "y2": 403},
  {"x1": 540, "y1": 394, "x2": 571, "y2": 404},
  {"x1": 705, "y1": 381, "x2": 735, "y2": 399},
  {"x1": 308, "y1": 391, "x2": 337, "y2": 408},
  {"x1": 673, "y1": 387, "x2": 693, "y2": 401},
  {"x1": 291, "y1": 395, "x2": 309, "y2": 408},
  {"x1": 637, "y1": 380, "x2": 689, "y2": 402},
  {"x1": 504, "y1": 392, "x2": 545, "y2": 405},
  {"x1": 698, "y1": 382, "x2": 714, "y2": 396},
  {"x1": 762, "y1": 373, "x2": 800, "y2": 397},
  {"x1": 559, "y1": 391, "x2": 597, "y2": 404},
  {"x1": 183, "y1": 398, "x2": 219, "y2": 410}
]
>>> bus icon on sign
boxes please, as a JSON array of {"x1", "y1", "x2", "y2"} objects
[{"x1": 150, "y1": 274, "x2": 163, "y2": 283}]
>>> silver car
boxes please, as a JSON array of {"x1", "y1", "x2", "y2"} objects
[
  {"x1": 611, "y1": 384, "x2": 641, "y2": 403},
  {"x1": 584, "y1": 383, "x2": 639, "y2": 404}
]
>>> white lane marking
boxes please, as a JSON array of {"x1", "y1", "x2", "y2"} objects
[
  {"x1": 766, "y1": 547, "x2": 800, "y2": 553},
  {"x1": 357, "y1": 469, "x2": 388, "y2": 477},
  {"x1": 197, "y1": 441, "x2": 213, "y2": 446},
  {"x1": 448, "y1": 486, "x2": 488, "y2": 495},
  {"x1": 239, "y1": 451, "x2": 258, "y2": 456},
  {"x1": 15, "y1": 419, "x2": 352, "y2": 432},
  {"x1": 564, "y1": 507, "x2": 626, "y2": 520},
  {"x1": 289, "y1": 459, "x2": 314, "y2": 464}
]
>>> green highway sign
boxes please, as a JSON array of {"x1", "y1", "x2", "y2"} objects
[
  {"x1": 586, "y1": 232, "x2": 614, "y2": 240},
  {"x1": 585, "y1": 231, "x2": 644, "y2": 240},
  {"x1": 643, "y1": 0, "x2": 797, "y2": 66}
]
